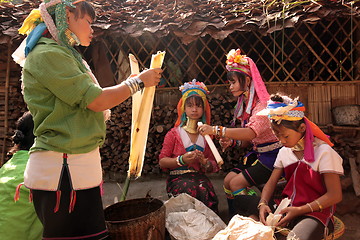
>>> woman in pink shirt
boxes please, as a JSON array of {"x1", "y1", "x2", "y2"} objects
[
  {"x1": 198, "y1": 49, "x2": 281, "y2": 217},
  {"x1": 159, "y1": 80, "x2": 219, "y2": 212}
]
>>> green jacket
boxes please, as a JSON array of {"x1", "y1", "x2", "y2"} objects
[
  {"x1": 0, "y1": 151, "x2": 43, "y2": 239},
  {"x1": 22, "y1": 37, "x2": 105, "y2": 154}
]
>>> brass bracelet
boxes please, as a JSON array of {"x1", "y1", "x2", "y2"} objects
[
  {"x1": 306, "y1": 203, "x2": 314, "y2": 212},
  {"x1": 257, "y1": 202, "x2": 268, "y2": 209},
  {"x1": 222, "y1": 127, "x2": 226, "y2": 138},
  {"x1": 314, "y1": 199, "x2": 323, "y2": 212}
]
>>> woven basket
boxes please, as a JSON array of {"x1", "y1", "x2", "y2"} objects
[
  {"x1": 104, "y1": 197, "x2": 166, "y2": 240},
  {"x1": 277, "y1": 216, "x2": 345, "y2": 240}
]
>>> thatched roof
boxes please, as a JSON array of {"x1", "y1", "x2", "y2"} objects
[{"x1": 1, "y1": 0, "x2": 359, "y2": 44}]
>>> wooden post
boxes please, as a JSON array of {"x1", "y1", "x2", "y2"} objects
[{"x1": 1, "y1": 39, "x2": 11, "y2": 166}]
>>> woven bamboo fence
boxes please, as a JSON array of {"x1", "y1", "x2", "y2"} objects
[{"x1": 0, "y1": 17, "x2": 359, "y2": 171}]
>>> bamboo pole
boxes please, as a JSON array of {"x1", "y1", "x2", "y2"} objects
[
  {"x1": 120, "y1": 54, "x2": 141, "y2": 202},
  {"x1": 1, "y1": 39, "x2": 11, "y2": 166},
  {"x1": 119, "y1": 176, "x2": 131, "y2": 201}
]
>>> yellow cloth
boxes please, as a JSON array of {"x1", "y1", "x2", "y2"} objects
[{"x1": 18, "y1": 9, "x2": 43, "y2": 35}]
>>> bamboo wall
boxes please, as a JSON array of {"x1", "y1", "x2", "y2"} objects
[{"x1": 266, "y1": 82, "x2": 360, "y2": 125}]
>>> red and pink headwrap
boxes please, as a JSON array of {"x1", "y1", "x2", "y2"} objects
[
  {"x1": 226, "y1": 49, "x2": 270, "y2": 125},
  {"x1": 175, "y1": 79, "x2": 211, "y2": 127}
]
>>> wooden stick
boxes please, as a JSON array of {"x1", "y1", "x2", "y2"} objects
[
  {"x1": 197, "y1": 122, "x2": 224, "y2": 167},
  {"x1": 1, "y1": 39, "x2": 11, "y2": 166}
]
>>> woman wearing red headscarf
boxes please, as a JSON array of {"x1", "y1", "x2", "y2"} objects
[
  {"x1": 159, "y1": 80, "x2": 219, "y2": 212},
  {"x1": 198, "y1": 49, "x2": 281, "y2": 218}
]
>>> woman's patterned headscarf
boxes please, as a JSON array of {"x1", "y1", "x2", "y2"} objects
[
  {"x1": 226, "y1": 49, "x2": 270, "y2": 126},
  {"x1": 17, "y1": 0, "x2": 85, "y2": 67},
  {"x1": 259, "y1": 97, "x2": 333, "y2": 163},
  {"x1": 175, "y1": 79, "x2": 211, "y2": 127}
]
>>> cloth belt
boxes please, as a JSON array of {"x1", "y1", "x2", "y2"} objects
[
  {"x1": 169, "y1": 169, "x2": 197, "y2": 175},
  {"x1": 256, "y1": 142, "x2": 282, "y2": 153}
]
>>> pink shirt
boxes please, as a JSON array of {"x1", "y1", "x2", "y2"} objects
[
  {"x1": 245, "y1": 101, "x2": 278, "y2": 147},
  {"x1": 159, "y1": 127, "x2": 219, "y2": 173}
]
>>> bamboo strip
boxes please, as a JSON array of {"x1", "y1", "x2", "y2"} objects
[
  {"x1": 197, "y1": 122, "x2": 223, "y2": 167},
  {"x1": 128, "y1": 53, "x2": 142, "y2": 179},
  {"x1": 128, "y1": 51, "x2": 165, "y2": 178}
]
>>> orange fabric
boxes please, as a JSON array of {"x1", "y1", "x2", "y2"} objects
[
  {"x1": 175, "y1": 98, "x2": 183, "y2": 127},
  {"x1": 305, "y1": 117, "x2": 333, "y2": 147}
]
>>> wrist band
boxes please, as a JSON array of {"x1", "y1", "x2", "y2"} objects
[
  {"x1": 306, "y1": 203, "x2": 314, "y2": 212},
  {"x1": 179, "y1": 155, "x2": 185, "y2": 166},
  {"x1": 133, "y1": 76, "x2": 145, "y2": 90},
  {"x1": 123, "y1": 76, "x2": 144, "y2": 95},
  {"x1": 257, "y1": 202, "x2": 267, "y2": 209},
  {"x1": 314, "y1": 199, "x2": 323, "y2": 212},
  {"x1": 259, "y1": 198, "x2": 268, "y2": 205},
  {"x1": 176, "y1": 156, "x2": 182, "y2": 166},
  {"x1": 222, "y1": 127, "x2": 226, "y2": 138}
]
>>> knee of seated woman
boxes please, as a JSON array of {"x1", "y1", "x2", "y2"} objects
[{"x1": 224, "y1": 171, "x2": 238, "y2": 185}]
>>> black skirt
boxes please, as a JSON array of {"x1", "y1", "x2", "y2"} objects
[
  {"x1": 32, "y1": 168, "x2": 109, "y2": 240},
  {"x1": 166, "y1": 172, "x2": 219, "y2": 213}
]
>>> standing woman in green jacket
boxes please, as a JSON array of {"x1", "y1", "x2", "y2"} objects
[
  {"x1": 0, "y1": 112, "x2": 43, "y2": 240},
  {"x1": 13, "y1": 0, "x2": 162, "y2": 239}
]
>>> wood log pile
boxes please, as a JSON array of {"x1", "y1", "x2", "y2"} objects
[
  {"x1": 100, "y1": 92, "x2": 246, "y2": 176},
  {"x1": 0, "y1": 43, "x2": 28, "y2": 162},
  {"x1": 329, "y1": 126, "x2": 360, "y2": 216}
]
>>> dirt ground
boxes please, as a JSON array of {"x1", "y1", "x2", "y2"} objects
[{"x1": 102, "y1": 173, "x2": 360, "y2": 240}]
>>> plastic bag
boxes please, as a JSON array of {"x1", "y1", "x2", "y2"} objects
[
  {"x1": 164, "y1": 193, "x2": 226, "y2": 240},
  {"x1": 266, "y1": 198, "x2": 291, "y2": 229},
  {"x1": 212, "y1": 215, "x2": 275, "y2": 240}
]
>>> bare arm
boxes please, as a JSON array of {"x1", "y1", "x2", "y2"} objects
[
  {"x1": 259, "y1": 168, "x2": 284, "y2": 224},
  {"x1": 87, "y1": 68, "x2": 162, "y2": 112},
  {"x1": 277, "y1": 172, "x2": 342, "y2": 226},
  {"x1": 222, "y1": 127, "x2": 256, "y2": 141},
  {"x1": 303, "y1": 173, "x2": 342, "y2": 211},
  {"x1": 87, "y1": 84, "x2": 131, "y2": 112},
  {"x1": 159, "y1": 151, "x2": 204, "y2": 169},
  {"x1": 159, "y1": 156, "x2": 179, "y2": 169},
  {"x1": 198, "y1": 124, "x2": 256, "y2": 142}
]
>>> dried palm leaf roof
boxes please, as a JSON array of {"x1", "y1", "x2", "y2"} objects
[{"x1": 1, "y1": 0, "x2": 359, "y2": 44}]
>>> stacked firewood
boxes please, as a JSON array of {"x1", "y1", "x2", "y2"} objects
[
  {"x1": 330, "y1": 126, "x2": 360, "y2": 215},
  {"x1": 330, "y1": 128, "x2": 360, "y2": 193},
  {"x1": 100, "y1": 92, "x2": 245, "y2": 175},
  {"x1": 0, "y1": 43, "x2": 28, "y2": 160}
]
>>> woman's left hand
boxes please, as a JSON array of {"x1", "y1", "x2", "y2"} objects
[
  {"x1": 219, "y1": 137, "x2": 233, "y2": 152},
  {"x1": 198, "y1": 124, "x2": 214, "y2": 136},
  {"x1": 196, "y1": 151, "x2": 207, "y2": 164},
  {"x1": 277, "y1": 206, "x2": 303, "y2": 227}
]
